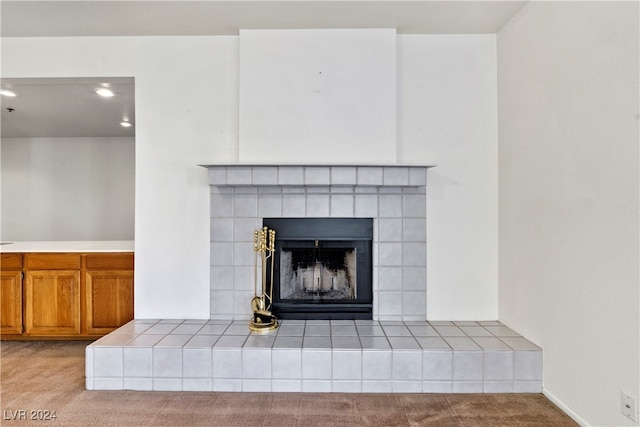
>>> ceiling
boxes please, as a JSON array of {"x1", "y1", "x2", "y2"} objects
[
  {"x1": 0, "y1": 1, "x2": 527, "y2": 138},
  {"x1": 1, "y1": 78, "x2": 135, "y2": 138}
]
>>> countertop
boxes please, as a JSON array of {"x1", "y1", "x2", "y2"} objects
[{"x1": 0, "y1": 241, "x2": 134, "y2": 253}]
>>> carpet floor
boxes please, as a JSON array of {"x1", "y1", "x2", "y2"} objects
[{"x1": 0, "y1": 341, "x2": 577, "y2": 426}]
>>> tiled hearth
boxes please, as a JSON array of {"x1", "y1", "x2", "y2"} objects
[
  {"x1": 87, "y1": 164, "x2": 543, "y2": 393},
  {"x1": 85, "y1": 319, "x2": 542, "y2": 393}
]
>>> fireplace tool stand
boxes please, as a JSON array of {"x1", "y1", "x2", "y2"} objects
[{"x1": 249, "y1": 226, "x2": 279, "y2": 333}]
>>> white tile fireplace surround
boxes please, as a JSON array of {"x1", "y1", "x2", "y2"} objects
[
  {"x1": 206, "y1": 164, "x2": 431, "y2": 321},
  {"x1": 86, "y1": 164, "x2": 543, "y2": 393}
]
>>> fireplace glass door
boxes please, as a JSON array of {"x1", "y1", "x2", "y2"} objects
[{"x1": 264, "y1": 218, "x2": 373, "y2": 320}]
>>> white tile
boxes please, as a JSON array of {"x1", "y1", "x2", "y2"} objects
[
  {"x1": 359, "y1": 337, "x2": 390, "y2": 350},
  {"x1": 233, "y1": 218, "x2": 259, "y2": 243},
  {"x1": 273, "y1": 336, "x2": 304, "y2": 348},
  {"x1": 383, "y1": 167, "x2": 409, "y2": 186},
  {"x1": 423, "y1": 350, "x2": 452, "y2": 381},
  {"x1": 356, "y1": 325, "x2": 386, "y2": 337},
  {"x1": 258, "y1": 194, "x2": 282, "y2": 217},
  {"x1": 233, "y1": 194, "x2": 258, "y2": 217},
  {"x1": 282, "y1": 194, "x2": 306, "y2": 216},
  {"x1": 484, "y1": 351, "x2": 514, "y2": 380},
  {"x1": 302, "y1": 350, "x2": 332, "y2": 379},
  {"x1": 123, "y1": 378, "x2": 152, "y2": 391},
  {"x1": 500, "y1": 337, "x2": 541, "y2": 350},
  {"x1": 272, "y1": 380, "x2": 302, "y2": 392},
  {"x1": 362, "y1": 381, "x2": 393, "y2": 393},
  {"x1": 211, "y1": 218, "x2": 234, "y2": 241},
  {"x1": 378, "y1": 195, "x2": 402, "y2": 218},
  {"x1": 197, "y1": 324, "x2": 228, "y2": 335},
  {"x1": 185, "y1": 335, "x2": 219, "y2": 348},
  {"x1": 514, "y1": 380, "x2": 542, "y2": 393},
  {"x1": 408, "y1": 325, "x2": 438, "y2": 337},
  {"x1": 378, "y1": 267, "x2": 403, "y2": 291},
  {"x1": 93, "y1": 378, "x2": 123, "y2": 390},
  {"x1": 484, "y1": 381, "x2": 515, "y2": 393},
  {"x1": 388, "y1": 337, "x2": 421, "y2": 350},
  {"x1": 330, "y1": 194, "x2": 354, "y2": 217},
  {"x1": 331, "y1": 325, "x2": 358, "y2": 336},
  {"x1": 392, "y1": 350, "x2": 422, "y2": 380},
  {"x1": 397, "y1": 303, "x2": 423, "y2": 324},
  {"x1": 242, "y1": 348, "x2": 271, "y2": 379},
  {"x1": 378, "y1": 292, "x2": 402, "y2": 318},
  {"x1": 212, "y1": 348, "x2": 242, "y2": 378},
  {"x1": 382, "y1": 325, "x2": 412, "y2": 337},
  {"x1": 210, "y1": 190, "x2": 233, "y2": 218},
  {"x1": 302, "y1": 380, "x2": 332, "y2": 392},
  {"x1": 331, "y1": 167, "x2": 357, "y2": 185},
  {"x1": 153, "y1": 348, "x2": 182, "y2": 378},
  {"x1": 93, "y1": 348, "x2": 123, "y2": 377},
  {"x1": 171, "y1": 324, "x2": 204, "y2": 335},
  {"x1": 305, "y1": 324, "x2": 330, "y2": 336},
  {"x1": 183, "y1": 379, "x2": 212, "y2": 392},
  {"x1": 112, "y1": 322, "x2": 152, "y2": 335},
  {"x1": 332, "y1": 337, "x2": 361, "y2": 349},
  {"x1": 212, "y1": 379, "x2": 242, "y2": 392},
  {"x1": 409, "y1": 168, "x2": 427, "y2": 186},
  {"x1": 272, "y1": 349, "x2": 302, "y2": 379},
  {"x1": 306, "y1": 194, "x2": 330, "y2": 217},
  {"x1": 402, "y1": 218, "x2": 426, "y2": 242},
  {"x1": 333, "y1": 381, "x2": 362, "y2": 393},
  {"x1": 332, "y1": 350, "x2": 362, "y2": 380},
  {"x1": 94, "y1": 333, "x2": 136, "y2": 346},
  {"x1": 473, "y1": 337, "x2": 511, "y2": 350},
  {"x1": 222, "y1": 324, "x2": 251, "y2": 336},
  {"x1": 453, "y1": 381, "x2": 483, "y2": 393},
  {"x1": 422, "y1": 381, "x2": 453, "y2": 393},
  {"x1": 304, "y1": 167, "x2": 331, "y2": 185},
  {"x1": 357, "y1": 167, "x2": 383, "y2": 186},
  {"x1": 152, "y1": 378, "x2": 182, "y2": 391},
  {"x1": 278, "y1": 167, "x2": 304, "y2": 185},
  {"x1": 252, "y1": 166, "x2": 278, "y2": 185},
  {"x1": 125, "y1": 334, "x2": 164, "y2": 347},
  {"x1": 210, "y1": 266, "x2": 234, "y2": 290},
  {"x1": 242, "y1": 379, "x2": 271, "y2": 392},
  {"x1": 444, "y1": 337, "x2": 481, "y2": 349},
  {"x1": 85, "y1": 347, "x2": 93, "y2": 377},
  {"x1": 362, "y1": 350, "x2": 392, "y2": 380},
  {"x1": 183, "y1": 348, "x2": 212, "y2": 378},
  {"x1": 354, "y1": 194, "x2": 378, "y2": 217},
  {"x1": 123, "y1": 348, "x2": 152, "y2": 377},
  {"x1": 453, "y1": 351, "x2": 483, "y2": 381},
  {"x1": 277, "y1": 324, "x2": 305, "y2": 337},
  {"x1": 379, "y1": 243, "x2": 402, "y2": 266},
  {"x1": 403, "y1": 194, "x2": 426, "y2": 217},
  {"x1": 210, "y1": 291, "x2": 234, "y2": 316},
  {"x1": 210, "y1": 242, "x2": 234, "y2": 266},
  {"x1": 402, "y1": 267, "x2": 426, "y2": 291},
  {"x1": 156, "y1": 334, "x2": 192, "y2": 347},
  {"x1": 392, "y1": 381, "x2": 422, "y2": 392},
  {"x1": 514, "y1": 351, "x2": 543, "y2": 380},
  {"x1": 226, "y1": 167, "x2": 252, "y2": 185},
  {"x1": 378, "y1": 218, "x2": 402, "y2": 242},
  {"x1": 417, "y1": 337, "x2": 451, "y2": 350},
  {"x1": 485, "y1": 325, "x2": 521, "y2": 337},
  {"x1": 208, "y1": 166, "x2": 226, "y2": 185},
  {"x1": 403, "y1": 243, "x2": 426, "y2": 267},
  {"x1": 244, "y1": 334, "x2": 276, "y2": 348},
  {"x1": 460, "y1": 327, "x2": 494, "y2": 337}
]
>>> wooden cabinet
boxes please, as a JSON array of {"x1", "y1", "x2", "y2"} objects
[
  {"x1": 1, "y1": 252, "x2": 134, "y2": 339},
  {"x1": 24, "y1": 254, "x2": 82, "y2": 336},
  {"x1": 85, "y1": 254, "x2": 134, "y2": 335},
  {"x1": 1, "y1": 254, "x2": 23, "y2": 335}
]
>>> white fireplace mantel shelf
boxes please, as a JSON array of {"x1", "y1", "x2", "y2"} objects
[{"x1": 200, "y1": 164, "x2": 435, "y2": 188}]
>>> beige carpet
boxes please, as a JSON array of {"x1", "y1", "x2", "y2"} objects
[{"x1": 0, "y1": 341, "x2": 577, "y2": 426}]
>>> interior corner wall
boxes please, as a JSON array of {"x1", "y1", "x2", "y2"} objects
[
  {"x1": 1, "y1": 36, "x2": 239, "y2": 319},
  {"x1": 399, "y1": 34, "x2": 499, "y2": 320},
  {"x1": 1, "y1": 33, "x2": 499, "y2": 322},
  {"x1": 1, "y1": 137, "x2": 135, "y2": 241},
  {"x1": 497, "y1": 2, "x2": 639, "y2": 425}
]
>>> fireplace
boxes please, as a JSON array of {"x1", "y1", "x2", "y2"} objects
[
  {"x1": 205, "y1": 164, "x2": 430, "y2": 322},
  {"x1": 264, "y1": 218, "x2": 373, "y2": 320}
]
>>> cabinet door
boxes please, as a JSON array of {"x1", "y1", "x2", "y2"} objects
[
  {"x1": 1, "y1": 271, "x2": 23, "y2": 335},
  {"x1": 24, "y1": 270, "x2": 81, "y2": 335},
  {"x1": 85, "y1": 271, "x2": 134, "y2": 335}
]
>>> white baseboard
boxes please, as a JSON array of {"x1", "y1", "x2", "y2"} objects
[{"x1": 543, "y1": 386, "x2": 589, "y2": 427}]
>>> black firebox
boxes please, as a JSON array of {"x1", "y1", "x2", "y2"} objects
[{"x1": 263, "y1": 218, "x2": 373, "y2": 320}]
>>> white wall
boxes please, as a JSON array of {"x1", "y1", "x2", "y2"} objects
[
  {"x1": 399, "y1": 35, "x2": 499, "y2": 320},
  {"x1": 1, "y1": 33, "x2": 499, "y2": 321},
  {"x1": 1, "y1": 36, "x2": 238, "y2": 319},
  {"x1": 1, "y1": 137, "x2": 134, "y2": 241},
  {"x1": 498, "y1": 2, "x2": 639, "y2": 425}
]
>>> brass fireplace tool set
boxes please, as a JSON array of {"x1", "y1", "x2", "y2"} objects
[{"x1": 249, "y1": 226, "x2": 279, "y2": 333}]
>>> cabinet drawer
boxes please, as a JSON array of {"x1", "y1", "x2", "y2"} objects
[
  {"x1": 25, "y1": 253, "x2": 81, "y2": 270},
  {"x1": 1, "y1": 254, "x2": 22, "y2": 270},
  {"x1": 85, "y1": 253, "x2": 134, "y2": 270}
]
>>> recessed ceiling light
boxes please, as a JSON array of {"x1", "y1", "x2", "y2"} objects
[
  {"x1": 0, "y1": 89, "x2": 17, "y2": 97},
  {"x1": 120, "y1": 121, "x2": 132, "y2": 128},
  {"x1": 96, "y1": 88, "x2": 115, "y2": 97}
]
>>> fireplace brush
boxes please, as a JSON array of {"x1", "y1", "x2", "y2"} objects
[{"x1": 249, "y1": 226, "x2": 278, "y2": 332}]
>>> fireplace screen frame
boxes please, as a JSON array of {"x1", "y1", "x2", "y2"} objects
[{"x1": 263, "y1": 217, "x2": 373, "y2": 320}]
